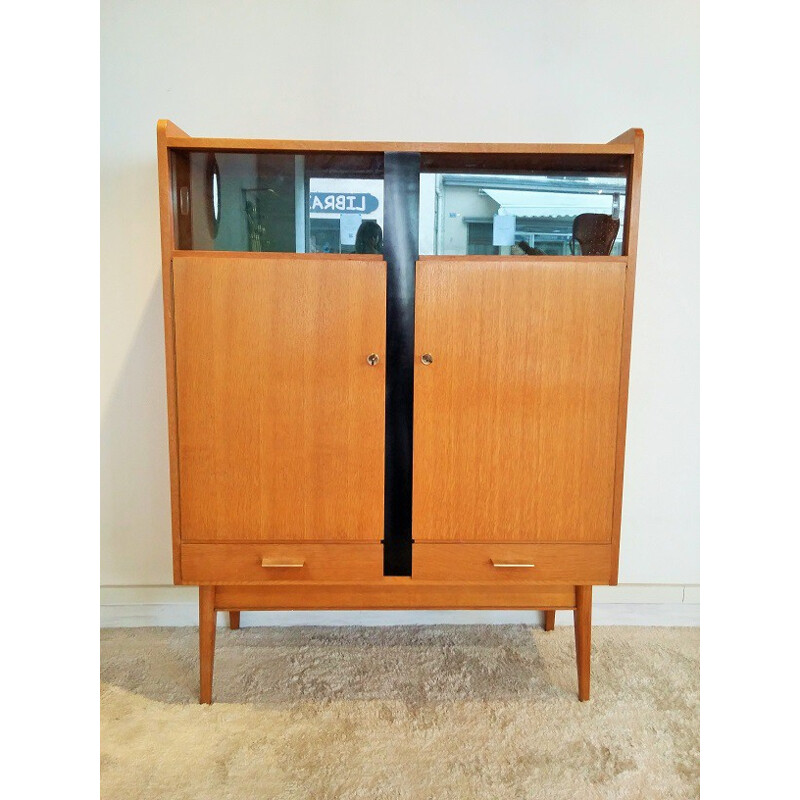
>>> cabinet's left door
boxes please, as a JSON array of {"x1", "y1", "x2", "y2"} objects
[{"x1": 172, "y1": 254, "x2": 386, "y2": 542}]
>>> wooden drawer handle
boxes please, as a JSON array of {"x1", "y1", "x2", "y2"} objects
[
  {"x1": 490, "y1": 560, "x2": 536, "y2": 568},
  {"x1": 261, "y1": 559, "x2": 305, "y2": 568}
]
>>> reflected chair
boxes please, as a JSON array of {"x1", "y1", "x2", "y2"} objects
[{"x1": 571, "y1": 213, "x2": 620, "y2": 256}]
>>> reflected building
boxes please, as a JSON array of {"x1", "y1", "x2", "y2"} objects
[{"x1": 420, "y1": 173, "x2": 626, "y2": 256}]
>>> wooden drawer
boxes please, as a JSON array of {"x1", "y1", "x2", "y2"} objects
[
  {"x1": 413, "y1": 543, "x2": 612, "y2": 584},
  {"x1": 181, "y1": 543, "x2": 383, "y2": 584}
]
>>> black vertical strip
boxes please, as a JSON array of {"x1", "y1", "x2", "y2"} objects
[{"x1": 382, "y1": 152, "x2": 420, "y2": 575}]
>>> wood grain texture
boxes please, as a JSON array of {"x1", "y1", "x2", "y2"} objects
[
  {"x1": 172, "y1": 254, "x2": 386, "y2": 542},
  {"x1": 575, "y1": 585, "x2": 592, "y2": 701},
  {"x1": 413, "y1": 258, "x2": 627, "y2": 543},
  {"x1": 199, "y1": 585, "x2": 216, "y2": 704},
  {"x1": 156, "y1": 120, "x2": 183, "y2": 583},
  {"x1": 173, "y1": 251, "x2": 384, "y2": 261},
  {"x1": 607, "y1": 128, "x2": 640, "y2": 145},
  {"x1": 214, "y1": 583, "x2": 578, "y2": 610},
  {"x1": 418, "y1": 256, "x2": 627, "y2": 264},
  {"x1": 164, "y1": 134, "x2": 634, "y2": 156},
  {"x1": 229, "y1": 611, "x2": 240, "y2": 630},
  {"x1": 544, "y1": 610, "x2": 556, "y2": 631},
  {"x1": 413, "y1": 543, "x2": 612, "y2": 583},
  {"x1": 609, "y1": 129, "x2": 644, "y2": 584},
  {"x1": 163, "y1": 119, "x2": 190, "y2": 138},
  {"x1": 181, "y1": 543, "x2": 383, "y2": 584}
]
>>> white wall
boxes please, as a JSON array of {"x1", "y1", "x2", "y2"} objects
[{"x1": 101, "y1": 0, "x2": 699, "y2": 595}]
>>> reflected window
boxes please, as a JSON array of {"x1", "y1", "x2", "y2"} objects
[
  {"x1": 420, "y1": 172, "x2": 627, "y2": 256},
  {"x1": 205, "y1": 155, "x2": 221, "y2": 239}
]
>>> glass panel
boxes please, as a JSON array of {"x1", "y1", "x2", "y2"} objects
[
  {"x1": 419, "y1": 171, "x2": 627, "y2": 256},
  {"x1": 308, "y1": 175, "x2": 384, "y2": 254},
  {"x1": 173, "y1": 151, "x2": 384, "y2": 253}
]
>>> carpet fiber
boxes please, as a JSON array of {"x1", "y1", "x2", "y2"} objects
[{"x1": 101, "y1": 624, "x2": 699, "y2": 799}]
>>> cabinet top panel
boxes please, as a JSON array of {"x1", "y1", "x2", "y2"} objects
[
  {"x1": 166, "y1": 136, "x2": 636, "y2": 155},
  {"x1": 159, "y1": 120, "x2": 641, "y2": 160}
]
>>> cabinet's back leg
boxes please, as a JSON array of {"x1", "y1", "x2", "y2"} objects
[
  {"x1": 199, "y1": 586, "x2": 217, "y2": 704},
  {"x1": 544, "y1": 610, "x2": 556, "y2": 631},
  {"x1": 229, "y1": 611, "x2": 240, "y2": 630},
  {"x1": 574, "y1": 585, "x2": 592, "y2": 701}
]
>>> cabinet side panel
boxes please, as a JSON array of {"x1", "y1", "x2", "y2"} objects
[
  {"x1": 413, "y1": 258, "x2": 626, "y2": 544},
  {"x1": 157, "y1": 122, "x2": 183, "y2": 583},
  {"x1": 610, "y1": 132, "x2": 644, "y2": 583},
  {"x1": 172, "y1": 255, "x2": 386, "y2": 542}
]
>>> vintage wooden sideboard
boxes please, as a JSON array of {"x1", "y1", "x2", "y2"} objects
[{"x1": 156, "y1": 120, "x2": 643, "y2": 702}]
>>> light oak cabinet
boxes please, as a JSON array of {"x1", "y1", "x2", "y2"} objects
[{"x1": 157, "y1": 120, "x2": 643, "y2": 702}]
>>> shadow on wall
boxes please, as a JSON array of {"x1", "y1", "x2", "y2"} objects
[{"x1": 101, "y1": 275, "x2": 174, "y2": 585}]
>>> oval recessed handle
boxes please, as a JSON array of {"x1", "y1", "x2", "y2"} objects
[
  {"x1": 421, "y1": 353, "x2": 433, "y2": 365},
  {"x1": 367, "y1": 353, "x2": 380, "y2": 366},
  {"x1": 261, "y1": 559, "x2": 305, "y2": 568},
  {"x1": 490, "y1": 560, "x2": 536, "y2": 568}
]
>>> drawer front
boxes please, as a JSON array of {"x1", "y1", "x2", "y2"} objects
[
  {"x1": 414, "y1": 543, "x2": 612, "y2": 584},
  {"x1": 216, "y1": 583, "x2": 578, "y2": 610},
  {"x1": 181, "y1": 543, "x2": 383, "y2": 584}
]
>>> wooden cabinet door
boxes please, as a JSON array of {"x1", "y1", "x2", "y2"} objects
[
  {"x1": 412, "y1": 257, "x2": 626, "y2": 544},
  {"x1": 172, "y1": 254, "x2": 386, "y2": 542}
]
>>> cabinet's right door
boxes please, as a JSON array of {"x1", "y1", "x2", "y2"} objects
[{"x1": 412, "y1": 257, "x2": 626, "y2": 544}]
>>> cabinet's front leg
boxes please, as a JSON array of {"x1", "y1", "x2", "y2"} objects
[
  {"x1": 544, "y1": 610, "x2": 556, "y2": 631},
  {"x1": 574, "y1": 585, "x2": 592, "y2": 701},
  {"x1": 229, "y1": 611, "x2": 240, "y2": 630},
  {"x1": 199, "y1": 586, "x2": 217, "y2": 704}
]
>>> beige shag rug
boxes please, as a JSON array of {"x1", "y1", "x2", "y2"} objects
[{"x1": 101, "y1": 625, "x2": 699, "y2": 799}]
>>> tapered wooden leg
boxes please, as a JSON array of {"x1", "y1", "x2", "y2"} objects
[
  {"x1": 574, "y1": 585, "x2": 592, "y2": 701},
  {"x1": 544, "y1": 610, "x2": 556, "y2": 631},
  {"x1": 199, "y1": 586, "x2": 217, "y2": 704},
  {"x1": 229, "y1": 611, "x2": 240, "y2": 630}
]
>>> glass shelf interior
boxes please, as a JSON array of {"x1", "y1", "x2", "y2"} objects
[{"x1": 171, "y1": 150, "x2": 628, "y2": 256}]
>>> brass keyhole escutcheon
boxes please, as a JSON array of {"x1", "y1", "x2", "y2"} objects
[
  {"x1": 421, "y1": 353, "x2": 433, "y2": 365},
  {"x1": 367, "y1": 353, "x2": 380, "y2": 366}
]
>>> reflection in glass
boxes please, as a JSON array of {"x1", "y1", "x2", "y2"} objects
[
  {"x1": 174, "y1": 151, "x2": 384, "y2": 252},
  {"x1": 205, "y1": 155, "x2": 221, "y2": 239},
  {"x1": 307, "y1": 176, "x2": 383, "y2": 254},
  {"x1": 173, "y1": 151, "x2": 627, "y2": 256},
  {"x1": 419, "y1": 172, "x2": 627, "y2": 256}
]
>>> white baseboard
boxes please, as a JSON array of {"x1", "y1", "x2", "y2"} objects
[{"x1": 100, "y1": 585, "x2": 699, "y2": 627}]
